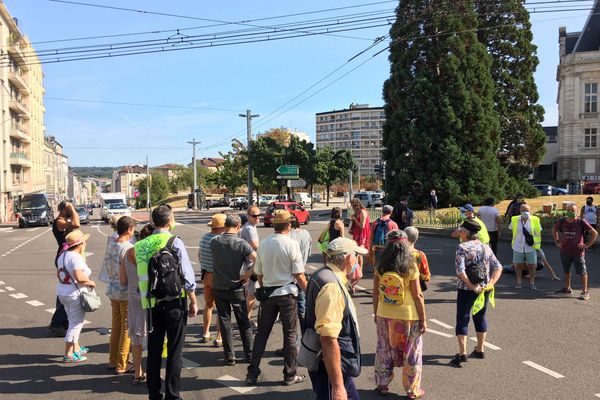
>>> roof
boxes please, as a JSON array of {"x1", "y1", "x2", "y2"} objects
[
  {"x1": 200, "y1": 157, "x2": 224, "y2": 168},
  {"x1": 566, "y1": 0, "x2": 600, "y2": 54},
  {"x1": 118, "y1": 165, "x2": 147, "y2": 174},
  {"x1": 316, "y1": 105, "x2": 384, "y2": 116},
  {"x1": 153, "y1": 163, "x2": 181, "y2": 170}
]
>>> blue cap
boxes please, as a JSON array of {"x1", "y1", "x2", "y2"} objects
[{"x1": 459, "y1": 203, "x2": 475, "y2": 212}]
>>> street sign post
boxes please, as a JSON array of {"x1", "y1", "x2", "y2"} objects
[
  {"x1": 277, "y1": 175, "x2": 299, "y2": 180},
  {"x1": 276, "y1": 165, "x2": 299, "y2": 176},
  {"x1": 287, "y1": 179, "x2": 307, "y2": 188}
]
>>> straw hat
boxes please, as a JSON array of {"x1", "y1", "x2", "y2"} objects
[
  {"x1": 207, "y1": 213, "x2": 226, "y2": 228},
  {"x1": 65, "y1": 229, "x2": 90, "y2": 248},
  {"x1": 273, "y1": 209, "x2": 293, "y2": 224}
]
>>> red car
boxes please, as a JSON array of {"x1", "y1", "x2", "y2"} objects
[
  {"x1": 263, "y1": 201, "x2": 310, "y2": 227},
  {"x1": 583, "y1": 181, "x2": 600, "y2": 194}
]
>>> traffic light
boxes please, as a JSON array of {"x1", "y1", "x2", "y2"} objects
[{"x1": 373, "y1": 164, "x2": 382, "y2": 174}]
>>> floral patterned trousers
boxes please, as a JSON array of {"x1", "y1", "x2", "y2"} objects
[{"x1": 374, "y1": 316, "x2": 423, "y2": 395}]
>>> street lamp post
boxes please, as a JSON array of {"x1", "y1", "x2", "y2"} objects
[{"x1": 578, "y1": 144, "x2": 582, "y2": 194}]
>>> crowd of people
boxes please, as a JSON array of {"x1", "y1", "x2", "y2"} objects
[{"x1": 48, "y1": 195, "x2": 597, "y2": 399}]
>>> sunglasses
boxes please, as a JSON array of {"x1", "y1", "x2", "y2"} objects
[{"x1": 250, "y1": 214, "x2": 262, "y2": 218}]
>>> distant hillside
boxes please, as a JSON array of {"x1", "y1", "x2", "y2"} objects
[{"x1": 71, "y1": 166, "x2": 114, "y2": 179}]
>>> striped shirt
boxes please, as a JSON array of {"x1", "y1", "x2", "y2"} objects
[{"x1": 199, "y1": 233, "x2": 217, "y2": 272}]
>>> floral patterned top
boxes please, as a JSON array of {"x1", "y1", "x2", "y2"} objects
[{"x1": 455, "y1": 239, "x2": 501, "y2": 291}]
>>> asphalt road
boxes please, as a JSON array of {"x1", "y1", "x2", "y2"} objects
[{"x1": 0, "y1": 208, "x2": 599, "y2": 399}]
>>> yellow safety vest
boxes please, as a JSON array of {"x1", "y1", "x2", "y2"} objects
[
  {"x1": 135, "y1": 232, "x2": 184, "y2": 309},
  {"x1": 459, "y1": 216, "x2": 490, "y2": 244},
  {"x1": 511, "y1": 215, "x2": 542, "y2": 250}
]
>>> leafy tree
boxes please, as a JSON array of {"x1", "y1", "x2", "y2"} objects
[
  {"x1": 136, "y1": 173, "x2": 170, "y2": 207},
  {"x1": 383, "y1": 0, "x2": 506, "y2": 207},
  {"x1": 206, "y1": 149, "x2": 246, "y2": 196},
  {"x1": 249, "y1": 136, "x2": 285, "y2": 196},
  {"x1": 169, "y1": 165, "x2": 211, "y2": 194},
  {"x1": 475, "y1": 0, "x2": 546, "y2": 190},
  {"x1": 315, "y1": 148, "x2": 355, "y2": 206},
  {"x1": 259, "y1": 127, "x2": 292, "y2": 146}
]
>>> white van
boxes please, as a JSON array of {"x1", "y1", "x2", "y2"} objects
[{"x1": 292, "y1": 192, "x2": 312, "y2": 207}]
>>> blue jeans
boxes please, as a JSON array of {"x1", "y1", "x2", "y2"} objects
[{"x1": 455, "y1": 289, "x2": 489, "y2": 336}]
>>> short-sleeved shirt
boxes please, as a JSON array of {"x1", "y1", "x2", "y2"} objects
[
  {"x1": 240, "y1": 223, "x2": 259, "y2": 247},
  {"x1": 289, "y1": 228, "x2": 312, "y2": 266},
  {"x1": 56, "y1": 251, "x2": 92, "y2": 297},
  {"x1": 555, "y1": 218, "x2": 593, "y2": 257},
  {"x1": 510, "y1": 217, "x2": 536, "y2": 253},
  {"x1": 255, "y1": 233, "x2": 304, "y2": 296},
  {"x1": 455, "y1": 240, "x2": 501, "y2": 290},
  {"x1": 199, "y1": 233, "x2": 217, "y2": 273},
  {"x1": 314, "y1": 264, "x2": 359, "y2": 338},
  {"x1": 413, "y1": 249, "x2": 430, "y2": 281},
  {"x1": 376, "y1": 266, "x2": 420, "y2": 321},
  {"x1": 211, "y1": 233, "x2": 254, "y2": 291},
  {"x1": 105, "y1": 241, "x2": 132, "y2": 301},
  {"x1": 478, "y1": 206, "x2": 500, "y2": 232}
]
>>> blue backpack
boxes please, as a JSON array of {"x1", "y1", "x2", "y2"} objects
[{"x1": 373, "y1": 218, "x2": 391, "y2": 246}]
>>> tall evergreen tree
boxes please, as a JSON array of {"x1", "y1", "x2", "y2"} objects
[
  {"x1": 475, "y1": 0, "x2": 546, "y2": 191},
  {"x1": 383, "y1": 0, "x2": 506, "y2": 207}
]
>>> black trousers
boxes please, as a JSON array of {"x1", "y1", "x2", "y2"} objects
[
  {"x1": 147, "y1": 298, "x2": 187, "y2": 400},
  {"x1": 213, "y1": 288, "x2": 254, "y2": 362},
  {"x1": 247, "y1": 294, "x2": 298, "y2": 380},
  {"x1": 50, "y1": 297, "x2": 68, "y2": 329},
  {"x1": 488, "y1": 231, "x2": 499, "y2": 256}
]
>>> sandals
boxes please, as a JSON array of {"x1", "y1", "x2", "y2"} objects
[
  {"x1": 408, "y1": 389, "x2": 426, "y2": 399},
  {"x1": 63, "y1": 353, "x2": 87, "y2": 363},
  {"x1": 556, "y1": 287, "x2": 572, "y2": 294},
  {"x1": 283, "y1": 374, "x2": 306, "y2": 386},
  {"x1": 132, "y1": 374, "x2": 146, "y2": 385},
  {"x1": 375, "y1": 386, "x2": 389, "y2": 396},
  {"x1": 116, "y1": 363, "x2": 135, "y2": 375}
]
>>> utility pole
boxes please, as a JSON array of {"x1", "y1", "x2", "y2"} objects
[
  {"x1": 146, "y1": 156, "x2": 151, "y2": 221},
  {"x1": 239, "y1": 110, "x2": 259, "y2": 206},
  {"x1": 187, "y1": 138, "x2": 201, "y2": 210}
]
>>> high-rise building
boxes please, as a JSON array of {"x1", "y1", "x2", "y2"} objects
[
  {"x1": 557, "y1": 0, "x2": 600, "y2": 181},
  {"x1": 316, "y1": 103, "x2": 385, "y2": 178},
  {"x1": 0, "y1": 4, "x2": 46, "y2": 222}
]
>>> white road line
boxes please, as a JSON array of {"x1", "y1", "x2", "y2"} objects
[
  {"x1": 5, "y1": 286, "x2": 15, "y2": 291},
  {"x1": 469, "y1": 337, "x2": 501, "y2": 350},
  {"x1": 216, "y1": 375, "x2": 256, "y2": 394},
  {"x1": 427, "y1": 329, "x2": 454, "y2": 338},
  {"x1": 45, "y1": 308, "x2": 56, "y2": 314},
  {"x1": 26, "y1": 300, "x2": 44, "y2": 307},
  {"x1": 355, "y1": 284, "x2": 367, "y2": 291},
  {"x1": 430, "y1": 319, "x2": 453, "y2": 330},
  {"x1": 190, "y1": 261, "x2": 198, "y2": 265},
  {"x1": 0, "y1": 228, "x2": 51, "y2": 260},
  {"x1": 0, "y1": 280, "x2": 5, "y2": 285},
  {"x1": 0, "y1": 227, "x2": 13, "y2": 232},
  {"x1": 522, "y1": 361, "x2": 564, "y2": 379},
  {"x1": 0, "y1": 288, "x2": 5, "y2": 293},
  {"x1": 83, "y1": 320, "x2": 91, "y2": 325},
  {"x1": 95, "y1": 225, "x2": 108, "y2": 237},
  {"x1": 85, "y1": 252, "x2": 95, "y2": 257},
  {"x1": 186, "y1": 246, "x2": 200, "y2": 249},
  {"x1": 29, "y1": 227, "x2": 39, "y2": 232},
  {"x1": 594, "y1": 394, "x2": 600, "y2": 398},
  {"x1": 10, "y1": 293, "x2": 28, "y2": 299}
]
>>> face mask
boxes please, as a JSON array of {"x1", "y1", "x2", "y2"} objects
[
  {"x1": 566, "y1": 211, "x2": 576, "y2": 219},
  {"x1": 348, "y1": 262, "x2": 359, "y2": 276},
  {"x1": 521, "y1": 211, "x2": 530, "y2": 219}
]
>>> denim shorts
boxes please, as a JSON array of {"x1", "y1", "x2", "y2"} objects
[
  {"x1": 513, "y1": 250, "x2": 537, "y2": 265},
  {"x1": 560, "y1": 254, "x2": 587, "y2": 275}
]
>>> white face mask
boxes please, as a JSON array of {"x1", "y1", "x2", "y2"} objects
[{"x1": 521, "y1": 211, "x2": 530, "y2": 219}]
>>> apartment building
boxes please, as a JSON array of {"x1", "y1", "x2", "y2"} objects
[
  {"x1": 556, "y1": 0, "x2": 600, "y2": 180},
  {"x1": 44, "y1": 135, "x2": 68, "y2": 208},
  {"x1": 112, "y1": 165, "x2": 147, "y2": 200},
  {"x1": 0, "y1": 4, "x2": 46, "y2": 222},
  {"x1": 316, "y1": 103, "x2": 385, "y2": 178}
]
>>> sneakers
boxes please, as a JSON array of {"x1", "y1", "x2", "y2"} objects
[
  {"x1": 213, "y1": 338, "x2": 223, "y2": 347},
  {"x1": 450, "y1": 353, "x2": 468, "y2": 367},
  {"x1": 78, "y1": 346, "x2": 89, "y2": 355},
  {"x1": 556, "y1": 287, "x2": 572, "y2": 294},
  {"x1": 63, "y1": 353, "x2": 87, "y2": 363},
  {"x1": 579, "y1": 291, "x2": 590, "y2": 300},
  {"x1": 283, "y1": 374, "x2": 306, "y2": 386},
  {"x1": 224, "y1": 359, "x2": 236, "y2": 366},
  {"x1": 469, "y1": 349, "x2": 485, "y2": 359},
  {"x1": 529, "y1": 284, "x2": 537, "y2": 290},
  {"x1": 515, "y1": 284, "x2": 522, "y2": 289}
]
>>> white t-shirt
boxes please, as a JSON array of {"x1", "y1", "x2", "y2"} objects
[
  {"x1": 582, "y1": 205, "x2": 597, "y2": 225},
  {"x1": 478, "y1": 206, "x2": 500, "y2": 232},
  {"x1": 56, "y1": 251, "x2": 92, "y2": 297},
  {"x1": 510, "y1": 217, "x2": 536, "y2": 253},
  {"x1": 255, "y1": 233, "x2": 304, "y2": 296}
]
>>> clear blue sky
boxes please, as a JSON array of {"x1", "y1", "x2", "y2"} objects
[{"x1": 4, "y1": 0, "x2": 592, "y2": 167}]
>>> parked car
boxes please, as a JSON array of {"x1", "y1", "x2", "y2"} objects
[
  {"x1": 552, "y1": 187, "x2": 568, "y2": 195},
  {"x1": 292, "y1": 192, "x2": 312, "y2": 207},
  {"x1": 16, "y1": 193, "x2": 54, "y2": 228},
  {"x1": 76, "y1": 205, "x2": 90, "y2": 224},
  {"x1": 104, "y1": 202, "x2": 131, "y2": 221},
  {"x1": 583, "y1": 181, "x2": 600, "y2": 194},
  {"x1": 259, "y1": 195, "x2": 277, "y2": 206},
  {"x1": 229, "y1": 197, "x2": 249, "y2": 210},
  {"x1": 533, "y1": 184, "x2": 553, "y2": 196},
  {"x1": 312, "y1": 193, "x2": 321, "y2": 203},
  {"x1": 263, "y1": 201, "x2": 310, "y2": 227},
  {"x1": 353, "y1": 192, "x2": 382, "y2": 208}
]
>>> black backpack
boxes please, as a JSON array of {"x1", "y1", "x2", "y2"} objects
[
  {"x1": 465, "y1": 244, "x2": 487, "y2": 285},
  {"x1": 148, "y1": 236, "x2": 184, "y2": 300}
]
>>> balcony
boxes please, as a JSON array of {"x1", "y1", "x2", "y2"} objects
[
  {"x1": 9, "y1": 152, "x2": 32, "y2": 168},
  {"x1": 8, "y1": 70, "x2": 28, "y2": 94},
  {"x1": 8, "y1": 98, "x2": 29, "y2": 117},
  {"x1": 579, "y1": 112, "x2": 599, "y2": 119},
  {"x1": 9, "y1": 125, "x2": 31, "y2": 143},
  {"x1": 7, "y1": 35, "x2": 28, "y2": 69}
]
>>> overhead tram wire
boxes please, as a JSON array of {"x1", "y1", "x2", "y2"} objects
[{"x1": 44, "y1": 97, "x2": 245, "y2": 113}]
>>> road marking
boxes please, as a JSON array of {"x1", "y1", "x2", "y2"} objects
[
  {"x1": 190, "y1": 261, "x2": 198, "y2": 265},
  {"x1": 95, "y1": 225, "x2": 108, "y2": 237},
  {"x1": 186, "y1": 246, "x2": 200, "y2": 249},
  {"x1": 0, "y1": 288, "x2": 5, "y2": 293},
  {"x1": 5, "y1": 286, "x2": 15, "y2": 291},
  {"x1": 83, "y1": 320, "x2": 91, "y2": 325},
  {"x1": 469, "y1": 337, "x2": 501, "y2": 350},
  {"x1": 522, "y1": 361, "x2": 564, "y2": 379},
  {"x1": 10, "y1": 293, "x2": 28, "y2": 299},
  {"x1": 216, "y1": 375, "x2": 256, "y2": 394},
  {"x1": 26, "y1": 300, "x2": 44, "y2": 307},
  {"x1": 45, "y1": 308, "x2": 56, "y2": 313},
  {"x1": 85, "y1": 252, "x2": 95, "y2": 257},
  {"x1": 29, "y1": 227, "x2": 39, "y2": 232},
  {"x1": 0, "y1": 228, "x2": 51, "y2": 260},
  {"x1": 427, "y1": 329, "x2": 454, "y2": 338},
  {"x1": 0, "y1": 227, "x2": 13, "y2": 232},
  {"x1": 0, "y1": 280, "x2": 5, "y2": 285},
  {"x1": 430, "y1": 319, "x2": 453, "y2": 330},
  {"x1": 594, "y1": 394, "x2": 600, "y2": 398}
]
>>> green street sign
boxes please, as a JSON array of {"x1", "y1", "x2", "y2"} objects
[{"x1": 276, "y1": 165, "x2": 299, "y2": 176}]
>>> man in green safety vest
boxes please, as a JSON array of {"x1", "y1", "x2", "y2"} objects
[
  {"x1": 452, "y1": 203, "x2": 490, "y2": 245},
  {"x1": 135, "y1": 204, "x2": 198, "y2": 400},
  {"x1": 510, "y1": 204, "x2": 542, "y2": 290}
]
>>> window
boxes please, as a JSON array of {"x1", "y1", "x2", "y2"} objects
[
  {"x1": 585, "y1": 159, "x2": 596, "y2": 174},
  {"x1": 585, "y1": 128, "x2": 597, "y2": 148},
  {"x1": 584, "y1": 83, "x2": 598, "y2": 113}
]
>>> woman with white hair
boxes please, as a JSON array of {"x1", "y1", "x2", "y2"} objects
[{"x1": 404, "y1": 227, "x2": 431, "y2": 291}]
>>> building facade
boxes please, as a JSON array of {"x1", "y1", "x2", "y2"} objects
[
  {"x1": 44, "y1": 136, "x2": 69, "y2": 208},
  {"x1": 0, "y1": 4, "x2": 46, "y2": 222},
  {"x1": 557, "y1": 1, "x2": 600, "y2": 181},
  {"x1": 112, "y1": 165, "x2": 147, "y2": 200},
  {"x1": 316, "y1": 103, "x2": 385, "y2": 178}
]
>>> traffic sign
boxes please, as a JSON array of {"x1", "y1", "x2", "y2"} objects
[
  {"x1": 287, "y1": 179, "x2": 307, "y2": 188},
  {"x1": 276, "y1": 165, "x2": 299, "y2": 176},
  {"x1": 277, "y1": 175, "x2": 299, "y2": 180}
]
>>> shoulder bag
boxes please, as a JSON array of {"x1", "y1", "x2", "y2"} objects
[{"x1": 60, "y1": 252, "x2": 102, "y2": 312}]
